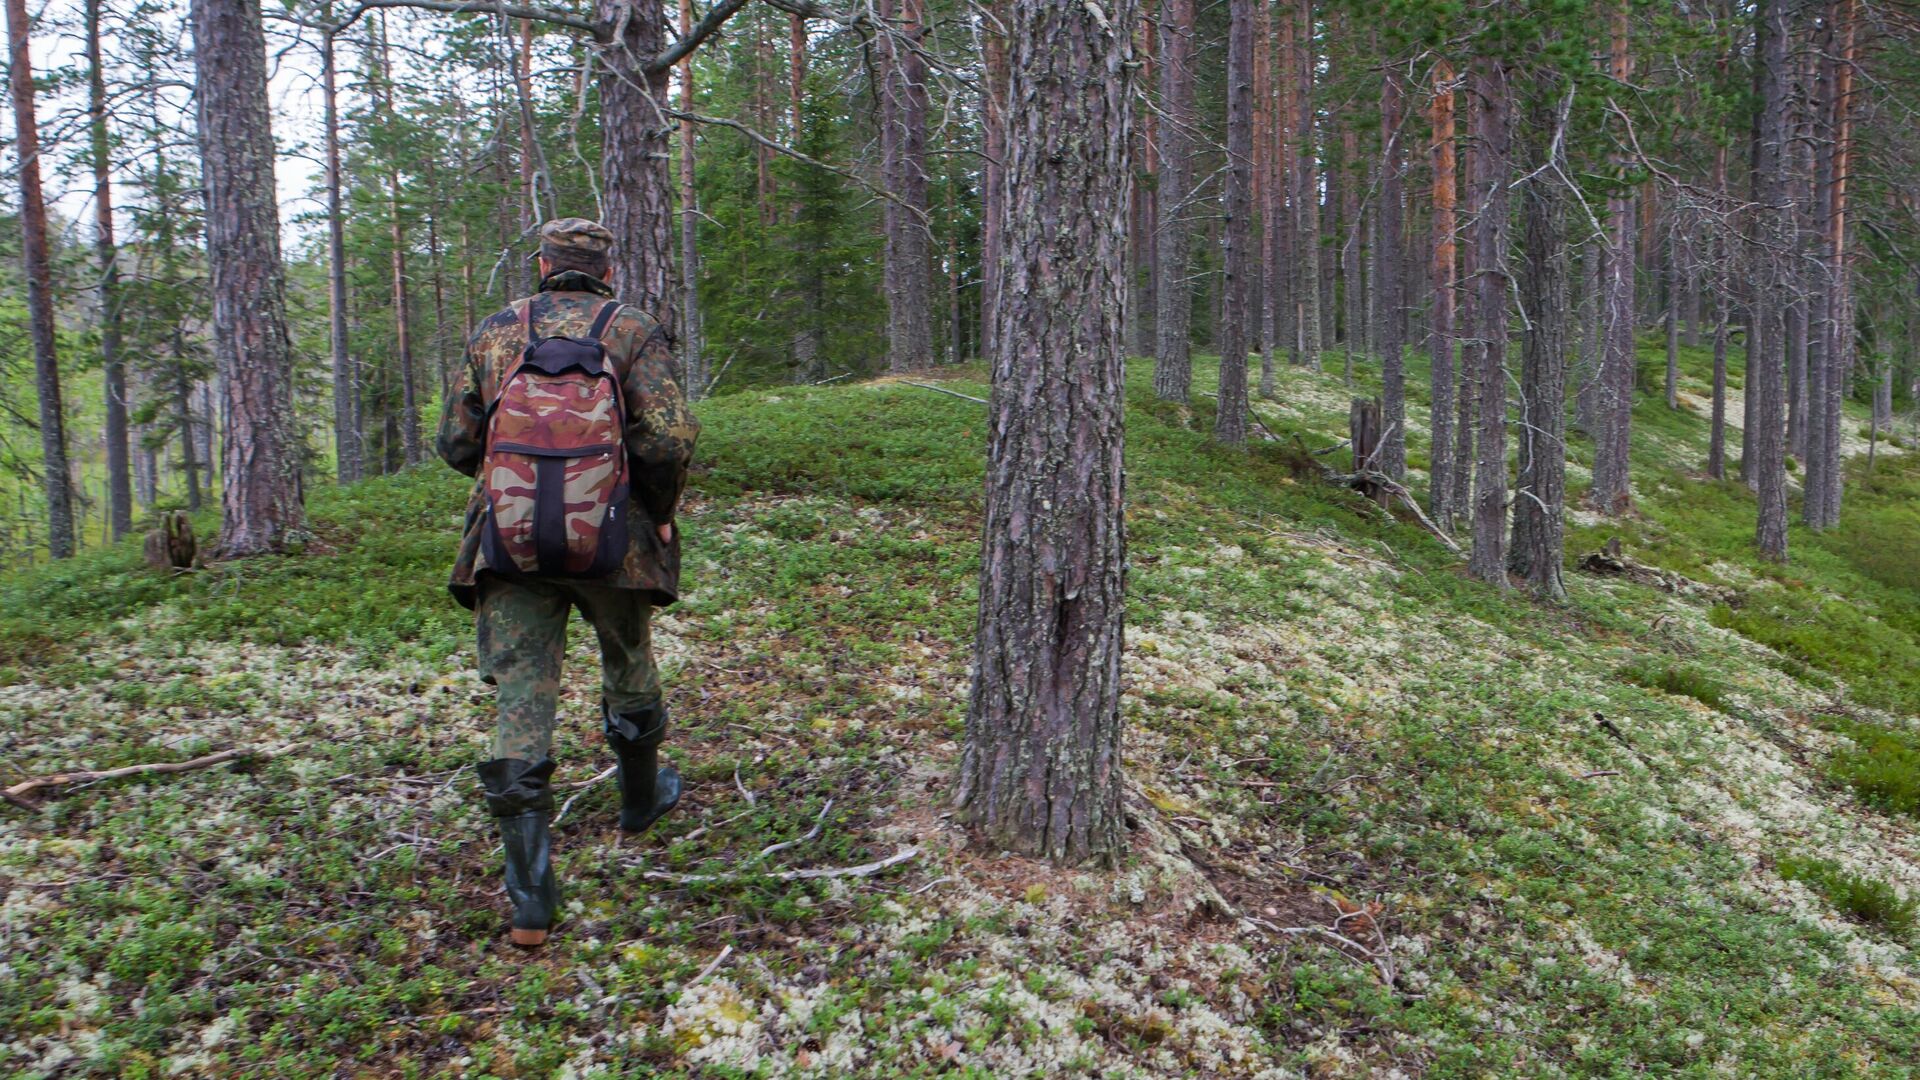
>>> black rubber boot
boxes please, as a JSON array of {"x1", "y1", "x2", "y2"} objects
[
  {"x1": 476, "y1": 758, "x2": 561, "y2": 946},
  {"x1": 604, "y1": 701, "x2": 681, "y2": 834}
]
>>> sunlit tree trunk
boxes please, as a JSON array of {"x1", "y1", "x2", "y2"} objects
[
  {"x1": 1214, "y1": 0, "x2": 1254, "y2": 446},
  {"x1": 958, "y1": 0, "x2": 1135, "y2": 867},
  {"x1": 192, "y1": 0, "x2": 307, "y2": 555}
]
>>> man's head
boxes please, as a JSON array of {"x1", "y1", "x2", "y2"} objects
[{"x1": 537, "y1": 217, "x2": 615, "y2": 282}]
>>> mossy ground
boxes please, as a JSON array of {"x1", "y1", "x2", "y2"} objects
[{"x1": 3, "y1": 342, "x2": 1918, "y2": 1077}]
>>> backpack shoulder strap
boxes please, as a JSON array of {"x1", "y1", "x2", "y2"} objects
[
  {"x1": 521, "y1": 297, "x2": 538, "y2": 347},
  {"x1": 584, "y1": 299, "x2": 622, "y2": 342}
]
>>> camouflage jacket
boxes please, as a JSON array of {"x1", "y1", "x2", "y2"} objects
[{"x1": 436, "y1": 271, "x2": 699, "y2": 609}]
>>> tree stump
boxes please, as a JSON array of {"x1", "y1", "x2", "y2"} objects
[
  {"x1": 143, "y1": 510, "x2": 197, "y2": 571},
  {"x1": 1349, "y1": 396, "x2": 1389, "y2": 505}
]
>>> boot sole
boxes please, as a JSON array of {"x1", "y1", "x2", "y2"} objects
[{"x1": 510, "y1": 927, "x2": 549, "y2": 947}]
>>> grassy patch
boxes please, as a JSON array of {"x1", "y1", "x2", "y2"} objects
[
  {"x1": 1618, "y1": 656, "x2": 1730, "y2": 710},
  {"x1": 1826, "y1": 719, "x2": 1920, "y2": 817},
  {"x1": 1778, "y1": 855, "x2": 1919, "y2": 935}
]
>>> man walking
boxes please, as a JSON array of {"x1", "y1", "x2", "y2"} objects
[{"x1": 436, "y1": 218, "x2": 700, "y2": 946}]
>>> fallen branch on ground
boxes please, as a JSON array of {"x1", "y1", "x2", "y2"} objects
[
  {"x1": 5, "y1": 747, "x2": 256, "y2": 810},
  {"x1": 901, "y1": 380, "x2": 988, "y2": 405},
  {"x1": 757, "y1": 798, "x2": 833, "y2": 859},
  {"x1": 639, "y1": 845, "x2": 921, "y2": 885},
  {"x1": 551, "y1": 766, "x2": 619, "y2": 827}
]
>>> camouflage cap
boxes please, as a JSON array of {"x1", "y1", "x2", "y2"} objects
[{"x1": 539, "y1": 218, "x2": 614, "y2": 259}]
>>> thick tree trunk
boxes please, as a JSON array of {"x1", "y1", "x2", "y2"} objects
[
  {"x1": 1510, "y1": 77, "x2": 1569, "y2": 601},
  {"x1": 597, "y1": 0, "x2": 676, "y2": 325},
  {"x1": 1131, "y1": 4, "x2": 1157, "y2": 360},
  {"x1": 1213, "y1": 0, "x2": 1254, "y2": 446},
  {"x1": 192, "y1": 0, "x2": 307, "y2": 556},
  {"x1": 1152, "y1": 0, "x2": 1194, "y2": 401},
  {"x1": 1375, "y1": 66, "x2": 1406, "y2": 478},
  {"x1": 8, "y1": 0, "x2": 75, "y2": 558},
  {"x1": 1466, "y1": 59, "x2": 1510, "y2": 586},
  {"x1": 958, "y1": 0, "x2": 1134, "y2": 867},
  {"x1": 879, "y1": 0, "x2": 933, "y2": 372},
  {"x1": 85, "y1": 0, "x2": 130, "y2": 540},
  {"x1": 1428, "y1": 59, "x2": 1458, "y2": 528},
  {"x1": 1259, "y1": 0, "x2": 1284, "y2": 393},
  {"x1": 1749, "y1": 0, "x2": 1791, "y2": 561}
]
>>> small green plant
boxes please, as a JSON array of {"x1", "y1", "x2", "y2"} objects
[
  {"x1": 1618, "y1": 657, "x2": 1728, "y2": 710},
  {"x1": 1777, "y1": 855, "x2": 1918, "y2": 935},
  {"x1": 1827, "y1": 721, "x2": 1920, "y2": 817}
]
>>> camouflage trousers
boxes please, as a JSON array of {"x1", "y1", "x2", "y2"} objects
[{"x1": 475, "y1": 576, "x2": 662, "y2": 761}]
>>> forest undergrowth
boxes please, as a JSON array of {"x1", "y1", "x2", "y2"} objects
[{"x1": 3, "y1": 341, "x2": 1919, "y2": 1078}]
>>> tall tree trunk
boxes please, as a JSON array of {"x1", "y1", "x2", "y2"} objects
[
  {"x1": 1708, "y1": 142, "x2": 1730, "y2": 478},
  {"x1": 1749, "y1": 0, "x2": 1791, "y2": 561},
  {"x1": 1815, "y1": 0, "x2": 1857, "y2": 529},
  {"x1": 1467, "y1": 58, "x2": 1511, "y2": 586},
  {"x1": 1131, "y1": 3, "x2": 1157, "y2": 360},
  {"x1": 680, "y1": 0, "x2": 708, "y2": 396},
  {"x1": 1340, "y1": 118, "x2": 1363, "y2": 381},
  {"x1": 377, "y1": 26, "x2": 422, "y2": 467},
  {"x1": 1259, "y1": 0, "x2": 1283, "y2": 394},
  {"x1": 1510, "y1": 74, "x2": 1569, "y2": 601},
  {"x1": 1588, "y1": 0, "x2": 1635, "y2": 515},
  {"x1": 1428, "y1": 59, "x2": 1458, "y2": 528},
  {"x1": 1293, "y1": 0, "x2": 1321, "y2": 369},
  {"x1": 957, "y1": 0, "x2": 1135, "y2": 868},
  {"x1": 1375, "y1": 65, "x2": 1406, "y2": 478},
  {"x1": 8, "y1": 0, "x2": 74, "y2": 558},
  {"x1": 324, "y1": 16, "x2": 359, "y2": 478},
  {"x1": 879, "y1": 0, "x2": 933, "y2": 372},
  {"x1": 85, "y1": 0, "x2": 130, "y2": 540},
  {"x1": 1152, "y1": 0, "x2": 1194, "y2": 401},
  {"x1": 598, "y1": 0, "x2": 675, "y2": 326},
  {"x1": 1663, "y1": 233, "x2": 1680, "y2": 409},
  {"x1": 192, "y1": 0, "x2": 307, "y2": 555},
  {"x1": 979, "y1": 0, "x2": 1008, "y2": 367},
  {"x1": 1214, "y1": 0, "x2": 1254, "y2": 446}
]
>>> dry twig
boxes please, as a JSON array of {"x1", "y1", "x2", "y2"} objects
[{"x1": 4, "y1": 747, "x2": 256, "y2": 810}]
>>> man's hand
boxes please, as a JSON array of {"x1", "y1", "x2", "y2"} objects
[{"x1": 656, "y1": 522, "x2": 674, "y2": 544}]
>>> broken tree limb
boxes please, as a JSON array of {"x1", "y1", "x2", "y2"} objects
[
  {"x1": 900, "y1": 380, "x2": 988, "y2": 405},
  {"x1": 4, "y1": 747, "x2": 255, "y2": 810},
  {"x1": 639, "y1": 845, "x2": 921, "y2": 885}
]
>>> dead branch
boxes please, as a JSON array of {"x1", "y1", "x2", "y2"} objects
[
  {"x1": 639, "y1": 845, "x2": 921, "y2": 885},
  {"x1": 901, "y1": 380, "x2": 988, "y2": 404},
  {"x1": 5, "y1": 747, "x2": 255, "y2": 810}
]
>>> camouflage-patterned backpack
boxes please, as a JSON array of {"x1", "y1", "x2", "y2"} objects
[{"x1": 479, "y1": 299, "x2": 631, "y2": 577}]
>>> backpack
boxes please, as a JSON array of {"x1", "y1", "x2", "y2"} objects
[{"x1": 479, "y1": 298, "x2": 631, "y2": 578}]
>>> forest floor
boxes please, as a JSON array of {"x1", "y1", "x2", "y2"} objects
[{"x1": 4, "y1": 341, "x2": 1920, "y2": 1078}]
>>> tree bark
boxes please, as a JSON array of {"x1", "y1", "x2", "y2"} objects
[
  {"x1": 980, "y1": 0, "x2": 1009, "y2": 368},
  {"x1": 1749, "y1": 0, "x2": 1791, "y2": 561},
  {"x1": 1428, "y1": 59, "x2": 1458, "y2": 529},
  {"x1": 1510, "y1": 74, "x2": 1569, "y2": 601},
  {"x1": 376, "y1": 24, "x2": 422, "y2": 467},
  {"x1": 85, "y1": 0, "x2": 130, "y2": 540},
  {"x1": 323, "y1": 18, "x2": 360, "y2": 484},
  {"x1": 1375, "y1": 64, "x2": 1406, "y2": 478},
  {"x1": 1466, "y1": 58, "x2": 1510, "y2": 586},
  {"x1": 597, "y1": 0, "x2": 676, "y2": 326},
  {"x1": 680, "y1": 0, "x2": 708, "y2": 395},
  {"x1": 1708, "y1": 145, "x2": 1730, "y2": 479},
  {"x1": 8, "y1": 0, "x2": 75, "y2": 558},
  {"x1": 957, "y1": 0, "x2": 1134, "y2": 868},
  {"x1": 1293, "y1": 0, "x2": 1321, "y2": 369},
  {"x1": 1151, "y1": 0, "x2": 1193, "y2": 401},
  {"x1": 1213, "y1": 0, "x2": 1254, "y2": 446},
  {"x1": 879, "y1": 0, "x2": 933, "y2": 372},
  {"x1": 192, "y1": 0, "x2": 308, "y2": 555},
  {"x1": 1588, "y1": 0, "x2": 1635, "y2": 515}
]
